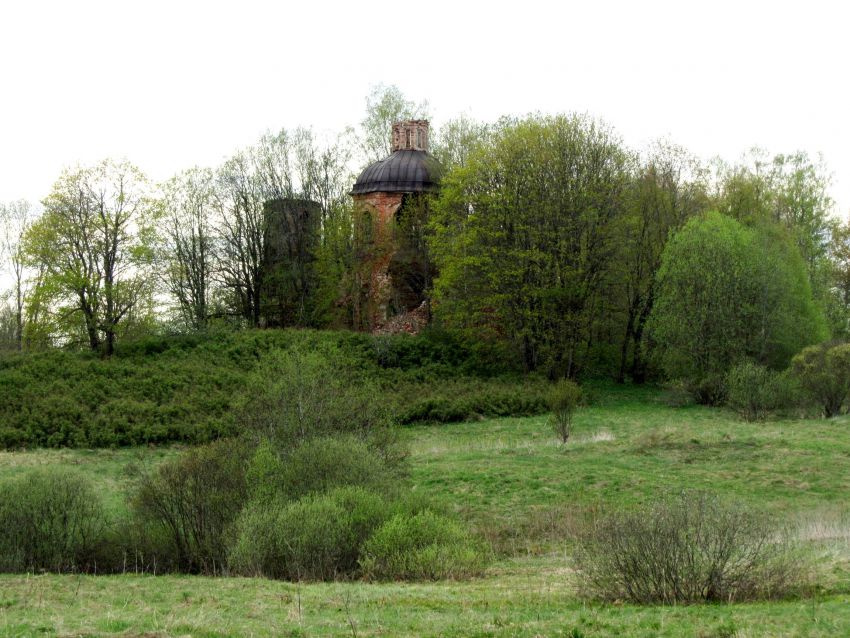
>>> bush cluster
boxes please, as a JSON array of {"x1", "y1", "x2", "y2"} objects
[
  {"x1": 791, "y1": 342, "x2": 850, "y2": 417},
  {"x1": 713, "y1": 342, "x2": 850, "y2": 421},
  {"x1": 131, "y1": 438, "x2": 250, "y2": 572},
  {"x1": 122, "y1": 351, "x2": 485, "y2": 581},
  {"x1": 654, "y1": 339, "x2": 850, "y2": 421},
  {"x1": 0, "y1": 446, "x2": 483, "y2": 583},
  {"x1": 0, "y1": 329, "x2": 538, "y2": 449},
  {"x1": 360, "y1": 510, "x2": 487, "y2": 580},
  {"x1": 395, "y1": 378, "x2": 549, "y2": 425},
  {"x1": 230, "y1": 487, "x2": 401, "y2": 580}
]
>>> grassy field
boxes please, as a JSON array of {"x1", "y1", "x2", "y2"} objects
[{"x1": 1, "y1": 384, "x2": 850, "y2": 636}]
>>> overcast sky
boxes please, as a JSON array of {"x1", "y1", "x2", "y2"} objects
[{"x1": 1, "y1": 0, "x2": 847, "y2": 218}]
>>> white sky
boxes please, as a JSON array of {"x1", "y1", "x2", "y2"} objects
[{"x1": 0, "y1": 0, "x2": 848, "y2": 218}]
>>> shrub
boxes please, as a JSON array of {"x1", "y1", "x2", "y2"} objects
[
  {"x1": 688, "y1": 374, "x2": 728, "y2": 407},
  {"x1": 246, "y1": 435, "x2": 398, "y2": 503},
  {"x1": 277, "y1": 435, "x2": 396, "y2": 501},
  {"x1": 237, "y1": 349, "x2": 404, "y2": 466},
  {"x1": 229, "y1": 487, "x2": 387, "y2": 580},
  {"x1": 575, "y1": 491, "x2": 800, "y2": 604},
  {"x1": 791, "y1": 342, "x2": 850, "y2": 417},
  {"x1": 245, "y1": 438, "x2": 286, "y2": 505},
  {"x1": 0, "y1": 329, "x2": 539, "y2": 449},
  {"x1": 0, "y1": 468, "x2": 107, "y2": 572},
  {"x1": 360, "y1": 510, "x2": 487, "y2": 581},
  {"x1": 548, "y1": 379, "x2": 582, "y2": 443},
  {"x1": 395, "y1": 378, "x2": 549, "y2": 424},
  {"x1": 131, "y1": 438, "x2": 249, "y2": 573},
  {"x1": 726, "y1": 361, "x2": 786, "y2": 421}
]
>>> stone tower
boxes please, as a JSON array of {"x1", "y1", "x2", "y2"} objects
[
  {"x1": 350, "y1": 119, "x2": 442, "y2": 332},
  {"x1": 261, "y1": 198, "x2": 322, "y2": 328}
]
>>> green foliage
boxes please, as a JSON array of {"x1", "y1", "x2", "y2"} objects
[
  {"x1": 237, "y1": 348, "x2": 405, "y2": 468},
  {"x1": 791, "y1": 342, "x2": 850, "y2": 417},
  {"x1": 716, "y1": 151, "x2": 834, "y2": 297},
  {"x1": 430, "y1": 114, "x2": 491, "y2": 170},
  {"x1": 131, "y1": 438, "x2": 250, "y2": 573},
  {"x1": 229, "y1": 487, "x2": 388, "y2": 580},
  {"x1": 548, "y1": 379, "x2": 582, "y2": 443},
  {"x1": 614, "y1": 142, "x2": 709, "y2": 383},
  {"x1": 360, "y1": 84, "x2": 429, "y2": 162},
  {"x1": 649, "y1": 212, "x2": 827, "y2": 397},
  {"x1": 245, "y1": 438, "x2": 285, "y2": 505},
  {"x1": 0, "y1": 468, "x2": 107, "y2": 572},
  {"x1": 0, "y1": 329, "x2": 535, "y2": 449},
  {"x1": 273, "y1": 435, "x2": 396, "y2": 502},
  {"x1": 360, "y1": 510, "x2": 487, "y2": 581},
  {"x1": 396, "y1": 377, "x2": 548, "y2": 424},
  {"x1": 576, "y1": 491, "x2": 800, "y2": 604},
  {"x1": 725, "y1": 361, "x2": 794, "y2": 421},
  {"x1": 23, "y1": 159, "x2": 156, "y2": 355},
  {"x1": 430, "y1": 113, "x2": 634, "y2": 377}
]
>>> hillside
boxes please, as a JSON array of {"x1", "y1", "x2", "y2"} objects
[{"x1": 0, "y1": 329, "x2": 549, "y2": 448}]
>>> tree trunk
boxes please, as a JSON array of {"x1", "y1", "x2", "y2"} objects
[{"x1": 617, "y1": 306, "x2": 636, "y2": 384}]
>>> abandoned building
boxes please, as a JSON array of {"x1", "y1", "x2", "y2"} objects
[
  {"x1": 260, "y1": 198, "x2": 322, "y2": 328},
  {"x1": 350, "y1": 119, "x2": 442, "y2": 333}
]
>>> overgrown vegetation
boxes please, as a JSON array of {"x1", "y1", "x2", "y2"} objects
[
  {"x1": 576, "y1": 491, "x2": 802, "y2": 604},
  {"x1": 360, "y1": 510, "x2": 487, "y2": 580},
  {"x1": 725, "y1": 361, "x2": 793, "y2": 421},
  {"x1": 791, "y1": 341, "x2": 850, "y2": 417},
  {"x1": 1, "y1": 85, "x2": 849, "y2": 632},
  {"x1": 229, "y1": 487, "x2": 390, "y2": 580},
  {"x1": 5, "y1": 348, "x2": 489, "y2": 582},
  {"x1": 2, "y1": 383, "x2": 850, "y2": 635},
  {"x1": 649, "y1": 212, "x2": 826, "y2": 402},
  {"x1": 131, "y1": 438, "x2": 250, "y2": 573},
  {"x1": 0, "y1": 468, "x2": 106, "y2": 573},
  {"x1": 0, "y1": 328, "x2": 544, "y2": 448}
]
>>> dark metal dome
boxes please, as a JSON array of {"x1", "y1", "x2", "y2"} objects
[{"x1": 351, "y1": 150, "x2": 442, "y2": 195}]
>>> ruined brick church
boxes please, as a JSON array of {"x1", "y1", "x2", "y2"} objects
[
  {"x1": 349, "y1": 120, "x2": 442, "y2": 333},
  {"x1": 260, "y1": 120, "x2": 441, "y2": 334}
]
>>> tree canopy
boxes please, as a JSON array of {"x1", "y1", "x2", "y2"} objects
[
  {"x1": 648, "y1": 211, "x2": 828, "y2": 388},
  {"x1": 429, "y1": 114, "x2": 634, "y2": 377}
]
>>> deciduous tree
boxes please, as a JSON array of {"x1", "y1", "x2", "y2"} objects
[
  {"x1": 360, "y1": 84, "x2": 428, "y2": 163},
  {"x1": 0, "y1": 200, "x2": 36, "y2": 350},
  {"x1": 430, "y1": 114, "x2": 634, "y2": 377},
  {"x1": 24, "y1": 160, "x2": 154, "y2": 355},
  {"x1": 648, "y1": 211, "x2": 827, "y2": 397},
  {"x1": 159, "y1": 168, "x2": 217, "y2": 330},
  {"x1": 614, "y1": 142, "x2": 709, "y2": 382}
]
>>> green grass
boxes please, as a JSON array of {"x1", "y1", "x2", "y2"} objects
[
  {"x1": 408, "y1": 384, "x2": 850, "y2": 520},
  {"x1": 2, "y1": 382, "x2": 850, "y2": 636},
  {"x1": 0, "y1": 571, "x2": 847, "y2": 637}
]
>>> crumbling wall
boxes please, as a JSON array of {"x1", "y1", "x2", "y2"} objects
[
  {"x1": 350, "y1": 192, "x2": 434, "y2": 334},
  {"x1": 261, "y1": 198, "x2": 322, "y2": 327}
]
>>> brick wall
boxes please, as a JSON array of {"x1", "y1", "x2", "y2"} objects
[{"x1": 391, "y1": 120, "x2": 430, "y2": 152}]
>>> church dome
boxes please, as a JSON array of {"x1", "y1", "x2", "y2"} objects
[{"x1": 351, "y1": 149, "x2": 442, "y2": 195}]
